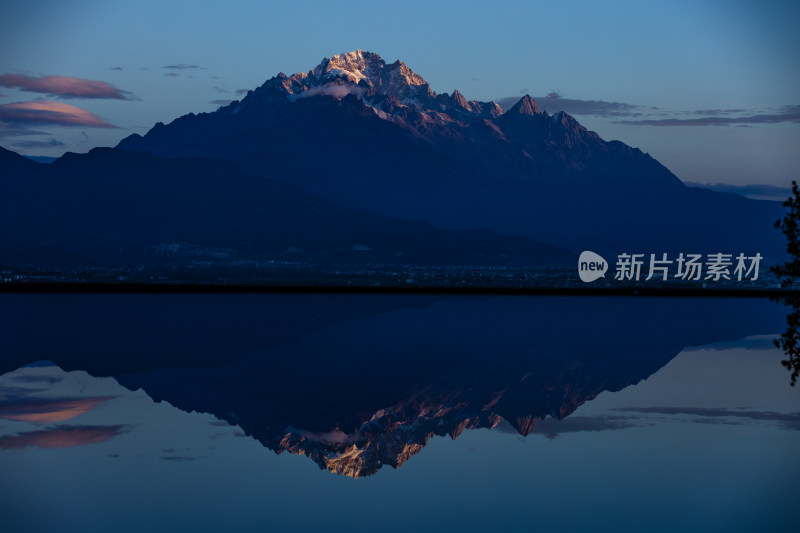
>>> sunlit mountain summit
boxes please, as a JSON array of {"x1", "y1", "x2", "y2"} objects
[
  {"x1": 119, "y1": 50, "x2": 782, "y2": 256},
  {"x1": 0, "y1": 51, "x2": 785, "y2": 282}
]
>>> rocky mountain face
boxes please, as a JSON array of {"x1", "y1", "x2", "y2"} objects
[{"x1": 118, "y1": 50, "x2": 784, "y2": 256}]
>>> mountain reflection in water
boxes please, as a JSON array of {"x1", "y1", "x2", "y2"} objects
[{"x1": 0, "y1": 294, "x2": 788, "y2": 478}]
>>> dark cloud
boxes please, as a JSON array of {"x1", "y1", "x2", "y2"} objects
[
  {"x1": 532, "y1": 415, "x2": 641, "y2": 438},
  {"x1": 684, "y1": 182, "x2": 792, "y2": 202},
  {"x1": 0, "y1": 424, "x2": 129, "y2": 449},
  {"x1": 494, "y1": 406, "x2": 800, "y2": 439},
  {"x1": 7, "y1": 138, "x2": 64, "y2": 150},
  {"x1": 0, "y1": 385, "x2": 47, "y2": 396},
  {"x1": 613, "y1": 407, "x2": 800, "y2": 430},
  {"x1": 235, "y1": 89, "x2": 249, "y2": 95},
  {"x1": 688, "y1": 418, "x2": 744, "y2": 426},
  {"x1": 210, "y1": 99, "x2": 236, "y2": 106},
  {"x1": 614, "y1": 105, "x2": 800, "y2": 126},
  {"x1": 0, "y1": 101, "x2": 117, "y2": 128},
  {"x1": 160, "y1": 455, "x2": 201, "y2": 461},
  {"x1": 0, "y1": 123, "x2": 50, "y2": 137},
  {"x1": 162, "y1": 64, "x2": 206, "y2": 70},
  {"x1": 163, "y1": 73, "x2": 180, "y2": 78},
  {"x1": 0, "y1": 73, "x2": 132, "y2": 100},
  {"x1": 110, "y1": 67, "x2": 123, "y2": 71},
  {"x1": 493, "y1": 92, "x2": 800, "y2": 126},
  {"x1": 497, "y1": 92, "x2": 644, "y2": 117},
  {"x1": 5, "y1": 373, "x2": 62, "y2": 384},
  {"x1": 692, "y1": 108, "x2": 747, "y2": 116},
  {"x1": 493, "y1": 415, "x2": 641, "y2": 437}
]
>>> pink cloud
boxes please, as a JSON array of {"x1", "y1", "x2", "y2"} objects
[
  {"x1": 0, "y1": 74, "x2": 131, "y2": 99},
  {"x1": 0, "y1": 100, "x2": 117, "y2": 127},
  {"x1": 0, "y1": 425, "x2": 128, "y2": 449},
  {"x1": 0, "y1": 397, "x2": 114, "y2": 424}
]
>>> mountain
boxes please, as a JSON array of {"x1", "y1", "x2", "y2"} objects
[
  {"x1": 0, "y1": 146, "x2": 569, "y2": 269},
  {"x1": 118, "y1": 50, "x2": 785, "y2": 256},
  {"x1": 0, "y1": 295, "x2": 784, "y2": 477},
  {"x1": 1, "y1": 145, "x2": 41, "y2": 175}
]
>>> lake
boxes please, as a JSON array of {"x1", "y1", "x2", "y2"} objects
[{"x1": 0, "y1": 294, "x2": 797, "y2": 532}]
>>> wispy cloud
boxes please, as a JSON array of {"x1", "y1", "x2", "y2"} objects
[
  {"x1": 210, "y1": 99, "x2": 236, "y2": 106},
  {"x1": 493, "y1": 414, "x2": 641, "y2": 438},
  {"x1": 0, "y1": 74, "x2": 132, "y2": 100},
  {"x1": 0, "y1": 396, "x2": 114, "y2": 423},
  {"x1": 497, "y1": 92, "x2": 644, "y2": 117},
  {"x1": 685, "y1": 182, "x2": 792, "y2": 201},
  {"x1": 6, "y1": 373, "x2": 63, "y2": 384},
  {"x1": 494, "y1": 92, "x2": 800, "y2": 128},
  {"x1": 613, "y1": 407, "x2": 800, "y2": 430},
  {"x1": 0, "y1": 101, "x2": 117, "y2": 128},
  {"x1": 614, "y1": 105, "x2": 800, "y2": 126},
  {"x1": 163, "y1": 64, "x2": 206, "y2": 70},
  {"x1": 0, "y1": 424, "x2": 129, "y2": 449},
  {"x1": 533, "y1": 415, "x2": 640, "y2": 438},
  {"x1": 160, "y1": 455, "x2": 201, "y2": 462},
  {"x1": 691, "y1": 108, "x2": 747, "y2": 116},
  {"x1": 0, "y1": 124, "x2": 50, "y2": 137},
  {"x1": 163, "y1": 72, "x2": 180, "y2": 78},
  {"x1": 293, "y1": 83, "x2": 365, "y2": 100},
  {"x1": 6, "y1": 138, "x2": 65, "y2": 150}
]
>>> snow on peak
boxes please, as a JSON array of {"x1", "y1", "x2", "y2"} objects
[
  {"x1": 250, "y1": 51, "x2": 503, "y2": 121},
  {"x1": 303, "y1": 50, "x2": 429, "y2": 100},
  {"x1": 313, "y1": 50, "x2": 381, "y2": 84}
]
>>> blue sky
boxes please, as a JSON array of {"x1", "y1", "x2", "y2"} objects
[{"x1": 0, "y1": 0, "x2": 798, "y2": 187}]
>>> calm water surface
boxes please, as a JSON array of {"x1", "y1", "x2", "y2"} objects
[{"x1": 0, "y1": 294, "x2": 797, "y2": 532}]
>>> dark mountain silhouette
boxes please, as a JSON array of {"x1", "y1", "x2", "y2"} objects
[
  {"x1": 1, "y1": 146, "x2": 41, "y2": 174},
  {"x1": 0, "y1": 295, "x2": 784, "y2": 477},
  {"x1": 0, "y1": 146, "x2": 569, "y2": 268},
  {"x1": 118, "y1": 50, "x2": 784, "y2": 256}
]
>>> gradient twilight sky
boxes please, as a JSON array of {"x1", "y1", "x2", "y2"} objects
[{"x1": 0, "y1": 0, "x2": 798, "y2": 187}]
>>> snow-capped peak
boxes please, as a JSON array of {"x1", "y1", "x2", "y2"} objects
[
  {"x1": 312, "y1": 50, "x2": 381, "y2": 84},
  {"x1": 245, "y1": 51, "x2": 503, "y2": 121},
  {"x1": 304, "y1": 50, "x2": 429, "y2": 100}
]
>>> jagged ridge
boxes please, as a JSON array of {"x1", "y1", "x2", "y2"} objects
[{"x1": 116, "y1": 50, "x2": 783, "y2": 255}]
